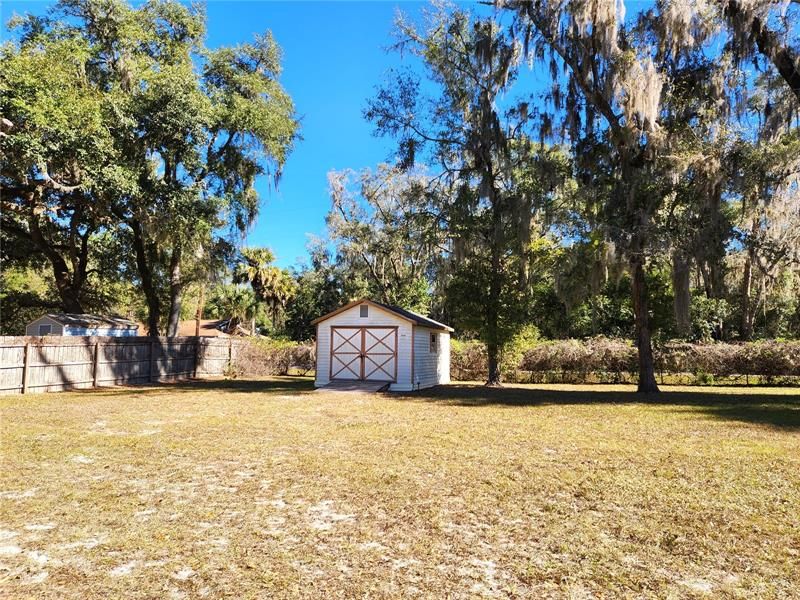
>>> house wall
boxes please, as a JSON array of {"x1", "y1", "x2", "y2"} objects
[
  {"x1": 65, "y1": 327, "x2": 138, "y2": 337},
  {"x1": 315, "y1": 304, "x2": 414, "y2": 391},
  {"x1": 413, "y1": 327, "x2": 451, "y2": 389},
  {"x1": 24, "y1": 317, "x2": 139, "y2": 337},
  {"x1": 25, "y1": 317, "x2": 64, "y2": 337}
]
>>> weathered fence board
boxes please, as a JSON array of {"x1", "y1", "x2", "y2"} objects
[{"x1": 0, "y1": 336, "x2": 247, "y2": 394}]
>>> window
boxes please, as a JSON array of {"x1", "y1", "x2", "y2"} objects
[
  {"x1": 360, "y1": 305, "x2": 369, "y2": 318},
  {"x1": 430, "y1": 332, "x2": 437, "y2": 353},
  {"x1": 38, "y1": 324, "x2": 52, "y2": 336}
]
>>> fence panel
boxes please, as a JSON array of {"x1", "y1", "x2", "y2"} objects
[
  {"x1": 0, "y1": 336, "x2": 245, "y2": 395},
  {"x1": 0, "y1": 343, "x2": 26, "y2": 393},
  {"x1": 26, "y1": 340, "x2": 95, "y2": 393},
  {"x1": 197, "y1": 338, "x2": 235, "y2": 376},
  {"x1": 95, "y1": 339, "x2": 152, "y2": 386}
]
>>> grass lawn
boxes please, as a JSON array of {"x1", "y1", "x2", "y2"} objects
[{"x1": 1, "y1": 378, "x2": 798, "y2": 599}]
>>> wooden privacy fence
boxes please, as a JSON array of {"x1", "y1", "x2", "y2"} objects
[{"x1": 0, "y1": 336, "x2": 248, "y2": 394}]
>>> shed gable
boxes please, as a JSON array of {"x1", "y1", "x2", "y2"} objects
[
  {"x1": 319, "y1": 302, "x2": 409, "y2": 327},
  {"x1": 313, "y1": 299, "x2": 414, "y2": 327}
]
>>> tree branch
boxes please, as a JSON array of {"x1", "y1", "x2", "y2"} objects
[{"x1": 725, "y1": 0, "x2": 800, "y2": 101}]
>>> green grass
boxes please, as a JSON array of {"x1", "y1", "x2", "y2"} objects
[{"x1": 1, "y1": 378, "x2": 798, "y2": 598}]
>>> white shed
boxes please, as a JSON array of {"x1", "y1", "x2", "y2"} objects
[{"x1": 313, "y1": 299, "x2": 453, "y2": 391}]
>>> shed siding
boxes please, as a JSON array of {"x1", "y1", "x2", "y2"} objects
[
  {"x1": 315, "y1": 304, "x2": 414, "y2": 391},
  {"x1": 413, "y1": 327, "x2": 450, "y2": 389}
]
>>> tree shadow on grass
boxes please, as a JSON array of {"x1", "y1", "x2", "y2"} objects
[
  {"x1": 404, "y1": 384, "x2": 800, "y2": 430},
  {"x1": 178, "y1": 377, "x2": 315, "y2": 395},
  {"x1": 687, "y1": 405, "x2": 800, "y2": 430},
  {"x1": 78, "y1": 376, "x2": 315, "y2": 398}
]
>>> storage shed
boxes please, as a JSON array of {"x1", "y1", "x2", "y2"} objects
[
  {"x1": 313, "y1": 299, "x2": 453, "y2": 391},
  {"x1": 25, "y1": 314, "x2": 139, "y2": 337}
]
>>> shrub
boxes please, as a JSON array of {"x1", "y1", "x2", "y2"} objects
[
  {"x1": 231, "y1": 338, "x2": 316, "y2": 377},
  {"x1": 654, "y1": 340, "x2": 800, "y2": 380},
  {"x1": 450, "y1": 339, "x2": 488, "y2": 381},
  {"x1": 519, "y1": 337, "x2": 637, "y2": 383},
  {"x1": 694, "y1": 371, "x2": 715, "y2": 385},
  {"x1": 501, "y1": 324, "x2": 541, "y2": 381},
  {"x1": 291, "y1": 342, "x2": 316, "y2": 375},
  {"x1": 451, "y1": 337, "x2": 800, "y2": 384},
  {"x1": 690, "y1": 295, "x2": 732, "y2": 341},
  {"x1": 739, "y1": 341, "x2": 800, "y2": 380}
]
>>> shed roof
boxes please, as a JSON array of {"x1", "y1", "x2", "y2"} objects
[
  {"x1": 35, "y1": 313, "x2": 139, "y2": 329},
  {"x1": 311, "y1": 299, "x2": 453, "y2": 332}
]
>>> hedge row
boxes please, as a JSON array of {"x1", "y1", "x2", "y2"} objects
[
  {"x1": 230, "y1": 339, "x2": 315, "y2": 377},
  {"x1": 452, "y1": 338, "x2": 800, "y2": 384}
]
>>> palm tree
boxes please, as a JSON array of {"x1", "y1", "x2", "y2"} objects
[
  {"x1": 233, "y1": 247, "x2": 296, "y2": 329},
  {"x1": 233, "y1": 247, "x2": 276, "y2": 302},
  {"x1": 267, "y1": 268, "x2": 297, "y2": 328},
  {"x1": 212, "y1": 285, "x2": 259, "y2": 334}
]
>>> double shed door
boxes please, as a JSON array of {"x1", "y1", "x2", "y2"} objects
[{"x1": 330, "y1": 326, "x2": 398, "y2": 382}]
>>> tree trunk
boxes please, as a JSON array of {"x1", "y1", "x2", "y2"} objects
[
  {"x1": 697, "y1": 261, "x2": 713, "y2": 299},
  {"x1": 672, "y1": 251, "x2": 691, "y2": 338},
  {"x1": 131, "y1": 220, "x2": 160, "y2": 336},
  {"x1": 631, "y1": 253, "x2": 660, "y2": 393},
  {"x1": 485, "y1": 191, "x2": 503, "y2": 387},
  {"x1": 26, "y1": 208, "x2": 84, "y2": 313},
  {"x1": 487, "y1": 341, "x2": 501, "y2": 386},
  {"x1": 51, "y1": 260, "x2": 84, "y2": 314},
  {"x1": 705, "y1": 179, "x2": 727, "y2": 301},
  {"x1": 618, "y1": 143, "x2": 659, "y2": 393},
  {"x1": 195, "y1": 284, "x2": 206, "y2": 337},
  {"x1": 740, "y1": 251, "x2": 754, "y2": 340},
  {"x1": 166, "y1": 244, "x2": 183, "y2": 337}
]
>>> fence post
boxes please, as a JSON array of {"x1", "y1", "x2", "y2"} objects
[
  {"x1": 92, "y1": 340, "x2": 100, "y2": 387},
  {"x1": 193, "y1": 337, "x2": 200, "y2": 379},
  {"x1": 228, "y1": 337, "x2": 233, "y2": 371},
  {"x1": 21, "y1": 342, "x2": 30, "y2": 394},
  {"x1": 150, "y1": 340, "x2": 156, "y2": 383}
]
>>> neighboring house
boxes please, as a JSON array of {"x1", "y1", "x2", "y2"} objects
[
  {"x1": 176, "y1": 319, "x2": 230, "y2": 337},
  {"x1": 25, "y1": 314, "x2": 140, "y2": 337},
  {"x1": 215, "y1": 319, "x2": 258, "y2": 337},
  {"x1": 312, "y1": 299, "x2": 452, "y2": 391}
]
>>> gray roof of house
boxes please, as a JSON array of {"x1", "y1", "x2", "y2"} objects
[
  {"x1": 42, "y1": 313, "x2": 139, "y2": 329},
  {"x1": 372, "y1": 302, "x2": 453, "y2": 332}
]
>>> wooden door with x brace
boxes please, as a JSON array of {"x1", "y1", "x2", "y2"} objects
[{"x1": 330, "y1": 326, "x2": 398, "y2": 382}]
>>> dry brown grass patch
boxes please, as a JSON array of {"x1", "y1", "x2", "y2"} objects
[{"x1": 1, "y1": 378, "x2": 798, "y2": 598}]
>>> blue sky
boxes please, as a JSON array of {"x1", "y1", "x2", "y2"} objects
[
  {"x1": 204, "y1": 1, "x2": 416, "y2": 268},
  {"x1": 2, "y1": 0, "x2": 439, "y2": 268}
]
